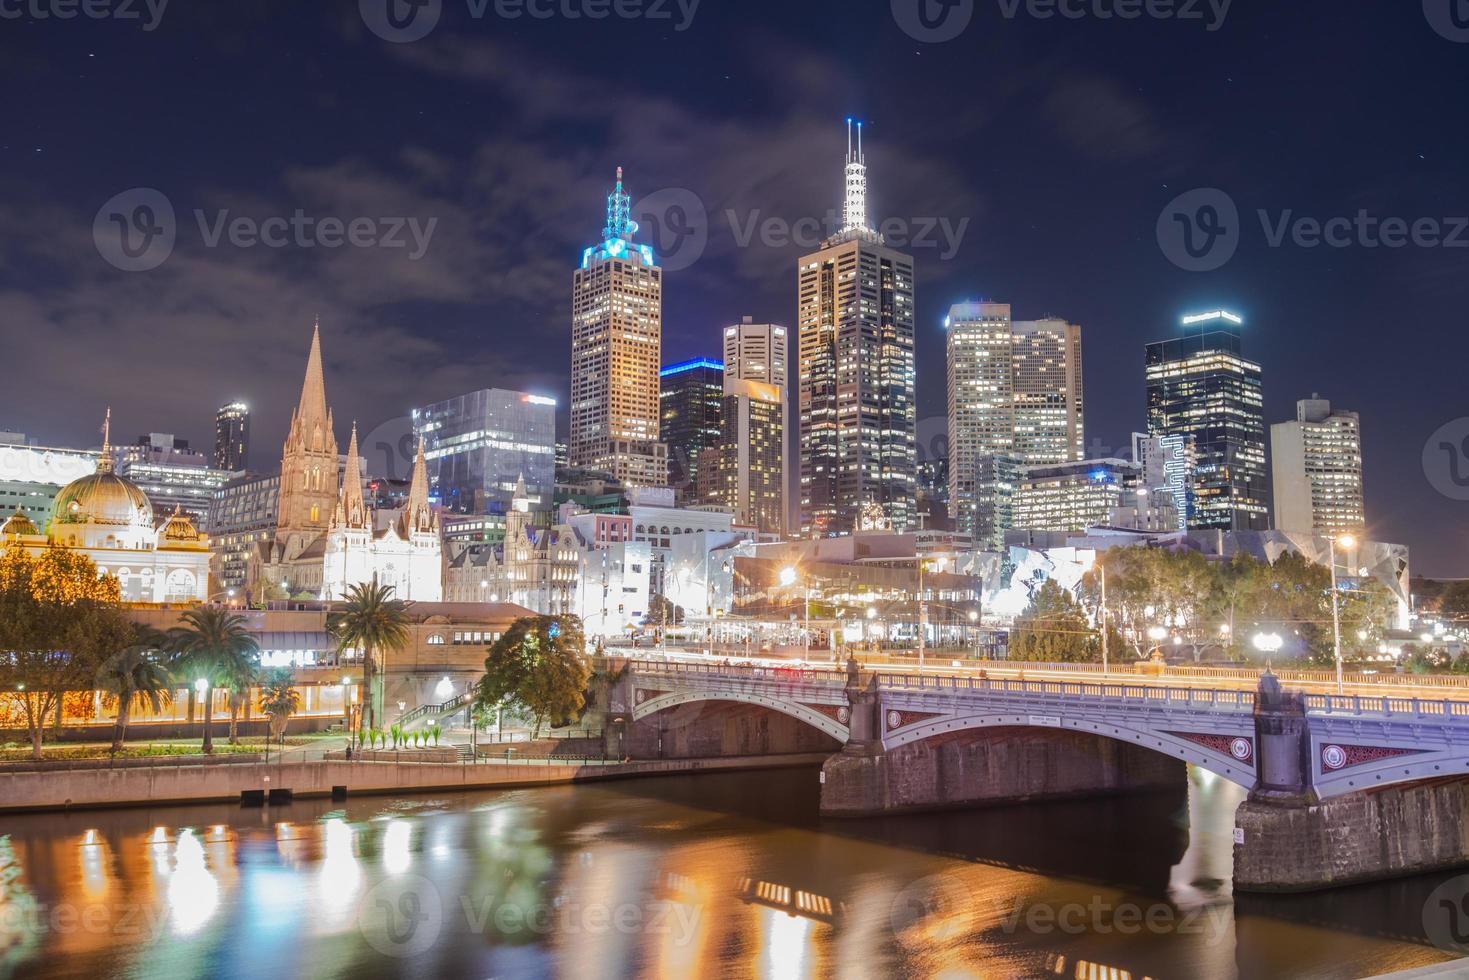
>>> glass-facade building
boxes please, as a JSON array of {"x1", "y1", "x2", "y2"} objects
[
  {"x1": 214, "y1": 401, "x2": 250, "y2": 471},
  {"x1": 414, "y1": 389, "x2": 557, "y2": 519},
  {"x1": 659, "y1": 358, "x2": 724, "y2": 494},
  {"x1": 1145, "y1": 312, "x2": 1268, "y2": 531}
]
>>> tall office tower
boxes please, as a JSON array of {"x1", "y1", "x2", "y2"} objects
[
  {"x1": 659, "y1": 359, "x2": 724, "y2": 495},
  {"x1": 570, "y1": 167, "x2": 668, "y2": 488},
  {"x1": 723, "y1": 316, "x2": 794, "y2": 527},
  {"x1": 1270, "y1": 395, "x2": 1365, "y2": 537},
  {"x1": 1012, "y1": 317, "x2": 1085, "y2": 464},
  {"x1": 797, "y1": 121, "x2": 916, "y2": 536},
  {"x1": 214, "y1": 401, "x2": 249, "y2": 471},
  {"x1": 713, "y1": 377, "x2": 786, "y2": 534},
  {"x1": 946, "y1": 302, "x2": 1015, "y2": 541},
  {"x1": 414, "y1": 388, "x2": 558, "y2": 516},
  {"x1": 1145, "y1": 311, "x2": 1268, "y2": 531},
  {"x1": 1132, "y1": 432, "x2": 1196, "y2": 531}
]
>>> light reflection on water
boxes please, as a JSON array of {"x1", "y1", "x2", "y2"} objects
[{"x1": 0, "y1": 765, "x2": 1458, "y2": 979}]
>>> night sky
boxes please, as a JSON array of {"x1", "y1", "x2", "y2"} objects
[{"x1": 2, "y1": 1, "x2": 1467, "y2": 573}]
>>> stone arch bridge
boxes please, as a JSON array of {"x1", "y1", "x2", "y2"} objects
[{"x1": 604, "y1": 659, "x2": 1469, "y2": 892}]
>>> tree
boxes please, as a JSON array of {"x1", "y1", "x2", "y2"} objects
[
  {"x1": 328, "y1": 582, "x2": 412, "y2": 734},
  {"x1": 475, "y1": 615, "x2": 590, "y2": 737},
  {"x1": 169, "y1": 606, "x2": 260, "y2": 755},
  {"x1": 258, "y1": 667, "x2": 301, "y2": 742},
  {"x1": 0, "y1": 546, "x2": 123, "y2": 759},
  {"x1": 222, "y1": 652, "x2": 260, "y2": 745},
  {"x1": 96, "y1": 625, "x2": 173, "y2": 753},
  {"x1": 1009, "y1": 580, "x2": 1098, "y2": 663}
]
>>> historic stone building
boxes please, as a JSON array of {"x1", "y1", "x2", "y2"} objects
[
  {"x1": 1, "y1": 412, "x2": 210, "y2": 604},
  {"x1": 249, "y1": 322, "x2": 442, "y2": 601},
  {"x1": 444, "y1": 477, "x2": 578, "y2": 613}
]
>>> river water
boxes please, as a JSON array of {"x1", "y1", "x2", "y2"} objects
[{"x1": 0, "y1": 765, "x2": 1459, "y2": 979}]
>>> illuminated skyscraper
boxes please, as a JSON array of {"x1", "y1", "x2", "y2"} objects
[
  {"x1": 214, "y1": 401, "x2": 249, "y2": 471},
  {"x1": 797, "y1": 121, "x2": 916, "y2": 536},
  {"x1": 1271, "y1": 395, "x2": 1364, "y2": 537},
  {"x1": 1145, "y1": 311, "x2": 1268, "y2": 531},
  {"x1": 723, "y1": 317, "x2": 793, "y2": 528},
  {"x1": 659, "y1": 359, "x2": 724, "y2": 494},
  {"x1": 570, "y1": 168, "x2": 667, "y2": 488}
]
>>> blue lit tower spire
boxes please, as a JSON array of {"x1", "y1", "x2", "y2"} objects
[{"x1": 582, "y1": 166, "x2": 656, "y2": 268}]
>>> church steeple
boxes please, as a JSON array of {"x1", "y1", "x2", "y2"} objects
[
  {"x1": 398, "y1": 436, "x2": 436, "y2": 536},
  {"x1": 276, "y1": 319, "x2": 340, "y2": 535},
  {"x1": 333, "y1": 422, "x2": 368, "y2": 530}
]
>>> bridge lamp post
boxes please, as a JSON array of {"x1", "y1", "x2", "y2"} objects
[
  {"x1": 780, "y1": 566, "x2": 810, "y2": 661},
  {"x1": 1330, "y1": 534, "x2": 1358, "y2": 695},
  {"x1": 968, "y1": 609, "x2": 979, "y2": 660}
]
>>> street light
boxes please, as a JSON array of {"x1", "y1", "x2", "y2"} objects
[
  {"x1": 968, "y1": 609, "x2": 980, "y2": 660},
  {"x1": 780, "y1": 566, "x2": 810, "y2": 660},
  {"x1": 1253, "y1": 632, "x2": 1283, "y2": 654},
  {"x1": 1329, "y1": 533, "x2": 1357, "y2": 694}
]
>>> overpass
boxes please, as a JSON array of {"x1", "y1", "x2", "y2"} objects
[{"x1": 602, "y1": 658, "x2": 1469, "y2": 892}]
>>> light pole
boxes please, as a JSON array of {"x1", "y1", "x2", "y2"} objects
[
  {"x1": 1330, "y1": 533, "x2": 1358, "y2": 695},
  {"x1": 1098, "y1": 562, "x2": 1109, "y2": 675},
  {"x1": 917, "y1": 557, "x2": 928, "y2": 674},
  {"x1": 968, "y1": 609, "x2": 979, "y2": 660},
  {"x1": 780, "y1": 566, "x2": 810, "y2": 660}
]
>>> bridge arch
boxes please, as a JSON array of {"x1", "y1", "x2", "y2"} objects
[
  {"x1": 632, "y1": 689, "x2": 850, "y2": 743},
  {"x1": 882, "y1": 712, "x2": 1257, "y2": 790}
]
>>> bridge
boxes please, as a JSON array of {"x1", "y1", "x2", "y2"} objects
[{"x1": 602, "y1": 658, "x2": 1469, "y2": 893}]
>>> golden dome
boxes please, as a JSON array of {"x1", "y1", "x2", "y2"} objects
[
  {"x1": 52, "y1": 467, "x2": 153, "y2": 530},
  {"x1": 159, "y1": 505, "x2": 200, "y2": 542},
  {"x1": 1, "y1": 507, "x2": 38, "y2": 537}
]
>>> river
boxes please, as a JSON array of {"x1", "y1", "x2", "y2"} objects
[{"x1": 0, "y1": 765, "x2": 1459, "y2": 979}]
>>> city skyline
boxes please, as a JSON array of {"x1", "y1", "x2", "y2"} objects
[{"x1": 4, "y1": 4, "x2": 1465, "y2": 571}]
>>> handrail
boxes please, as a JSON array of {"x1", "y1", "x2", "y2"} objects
[
  {"x1": 871, "y1": 672, "x2": 1256, "y2": 710},
  {"x1": 398, "y1": 691, "x2": 472, "y2": 728}
]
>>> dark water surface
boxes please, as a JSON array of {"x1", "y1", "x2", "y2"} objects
[{"x1": 0, "y1": 765, "x2": 1459, "y2": 979}]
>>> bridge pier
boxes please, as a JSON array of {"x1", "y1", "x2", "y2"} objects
[{"x1": 1234, "y1": 672, "x2": 1469, "y2": 892}]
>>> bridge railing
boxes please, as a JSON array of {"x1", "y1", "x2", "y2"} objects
[
  {"x1": 873, "y1": 672, "x2": 1256, "y2": 710},
  {"x1": 1304, "y1": 694, "x2": 1469, "y2": 718},
  {"x1": 610, "y1": 658, "x2": 844, "y2": 685},
  {"x1": 942, "y1": 659, "x2": 1469, "y2": 690}
]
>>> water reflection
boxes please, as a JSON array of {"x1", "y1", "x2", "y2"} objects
[{"x1": 0, "y1": 767, "x2": 1458, "y2": 979}]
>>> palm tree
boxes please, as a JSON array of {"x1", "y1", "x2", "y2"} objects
[
  {"x1": 329, "y1": 582, "x2": 411, "y2": 734},
  {"x1": 258, "y1": 666, "x2": 301, "y2": 744},
  {"x1": 96, "y1": 626, "x2": 174, "y2": 754},
  {"x1": 222, "y1": 655, "x2": 260, "y2": 746},
  {"x1": 170, "y1": 607, "x2": 260, "y2": 755}
]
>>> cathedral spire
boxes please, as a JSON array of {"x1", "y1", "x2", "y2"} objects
[
  {"x1": 399, "y1": 435, "x2": 435, "y2": 536},
  {"x1": 295, "y1": 319, "x2": 329, "y2": 431},
  {"x1": 334, "y1": 422, "x2": 368, "y2": 529}
]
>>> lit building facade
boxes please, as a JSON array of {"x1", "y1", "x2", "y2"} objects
[
  {"x1": 1145, "y1": 311, "x2": 1268, "y2": 531},
  {"x1": 443, "y1": 477, "x2": 579, "y2": 613},
  {"x1": 116, "y1": 433, "x2": 234, "y2": 525},
  {"x1": 208, "y1": 473, "x2": 279, "y2": 593},
  {"x1": 1013, "y1": 317, "x2": 1085, "y2": 464},
  {"x1": 1131, "y1": 432, "x2": 1196, "y2": 531},
  {"x1": 214, "y1": 401, "x2": 250, "y2": 471},
  {"x1": 798, "y1": 122, "x2": 916, "y2": 536},
  {"x1": 1013, "y1": 458, "x2": 1141, "y2": 532},
  {"x1": 0, "y1": 441, "x2": 97, "y2": 531},
  {"x1": 724, "y1": 317, "x2": 794, "y2": 529},
  {"x1": 2, "y1": 414, "x2": 209, "y2": 605},
  {"x1": 1271, "y1": 395, "x2": 1365, "y2": 537},
  {"x1": 659, "y1": 358, "x2": 724, "y2": 495},
  {"x1": 570, "y1": 167, "x2": 667, "y2": 488},
  {"x1": 711, "y1": 377, "x2": 785, "y2": 535},
  {"x1": 414, "y1": 388, "x2": 557, "y2": 516}
]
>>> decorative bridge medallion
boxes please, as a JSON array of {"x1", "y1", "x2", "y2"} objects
[
  {"x1": 885, "y1": 710, "x2": 943, "y2": 733},
  {"x1": 1320, "y1": 743, "x2": 1426, "y2": 773},
  {"x1": 635, "y1": 689, "x2": 668, "y2": 705},
  {"x1": 1165, "y1": 731, "x2": 1254, "y2": 766},
  {"x1": 802, "y1": 703, "x2": 850, "y2": 726}
]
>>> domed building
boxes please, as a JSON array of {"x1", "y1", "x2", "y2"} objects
[{"x1": 0, "y1": 412, "x2": 211, "y2": 604}]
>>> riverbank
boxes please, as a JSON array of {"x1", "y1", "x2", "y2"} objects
[{"x1": 0, "y1": 752, "x2": 832, "y2": 813}]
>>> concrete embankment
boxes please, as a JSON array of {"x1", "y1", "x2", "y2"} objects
[{"x1": 0, "y1": 753, "x2": 831, "y2": 813}]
